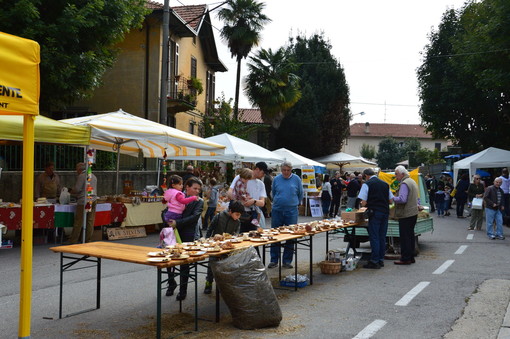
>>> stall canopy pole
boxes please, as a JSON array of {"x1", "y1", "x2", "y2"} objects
[
  {"x1": 19, "y1": 114, "x2": 35, "y2": 338},
  {"x1": 115, "y1": 145, "x2": 121, "y2": 194},
  {"x1": 81, "y1": 147, "x2": 89, "y2": 243}
]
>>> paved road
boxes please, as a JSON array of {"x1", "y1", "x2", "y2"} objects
[{"x1": 1, "y1": 212, "x2": 509, "y2": 338}]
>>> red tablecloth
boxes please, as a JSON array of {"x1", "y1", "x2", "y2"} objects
[
  {"x1": 0, "y1": 205, "x2": 55, "y2": 230},
  {"x1": 110, "y1": 202, "x2": 127, "y2": 224}
]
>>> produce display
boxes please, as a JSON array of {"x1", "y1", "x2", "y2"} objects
[{"x1": 145, "y1": 219, "x2": 348, "y2": 262}]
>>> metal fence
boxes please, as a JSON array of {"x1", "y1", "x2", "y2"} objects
[{"x1": 0, "y1": 145, "x2": 157, "y2": 171}]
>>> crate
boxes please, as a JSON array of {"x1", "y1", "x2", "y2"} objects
[
  {"x1": 319, "y1": 261, "x2": 342, "y2": 274},
  {"x1": 280, "y1": 280, "x2": 308, "y2": 288}
]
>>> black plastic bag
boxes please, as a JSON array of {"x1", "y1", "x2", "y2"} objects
[{"x1": 211, "y1": 246, "x2": 282, "y2": 329}]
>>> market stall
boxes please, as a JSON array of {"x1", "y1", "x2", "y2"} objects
[
  {"x1": 61, "y1": 110, "x2": 226, "y2": 193},
  {"x1": 0, "y1": 30, "x2": 41, "y2": 339}
]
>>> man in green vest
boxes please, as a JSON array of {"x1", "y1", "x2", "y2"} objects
[{"x1": 393, "y1": 165, "x2": 419, "y2": 265}]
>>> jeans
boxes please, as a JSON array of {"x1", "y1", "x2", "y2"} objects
[
  {"x1": 367, "y1": 210, "x2": 389, "y2": 264},
  {"x1": 436, "y1": 201, "x2": 445, "y2": 216},
  {"x1": 504, "y1": 194, "x2": 510, "y2": 217},
  {"x1": 399, "y1": 215, "x2": 417, "y2": 262},
  {"x1": 270, "y1": 207, "x2": 298, "y2": 264},
  {"x1": 486, "y1": 208, "x2": 503, "y2": 237},
  {"x1": 322, "y1": 198, "x2": 331, "y2": 217},
  {"x1": 203, "y1": 206, "x2": 216, "y2": 230}
]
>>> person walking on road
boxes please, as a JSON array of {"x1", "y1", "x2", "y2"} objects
[
  {"x1": 268, "y1": 161, "x2": 304, "y2": 269},
  {"x1": 346, "y1": 173, "x2": 360, "y2": 209},
  {"x1": 454, "y1": 174, "x2": 470, "y2": 218},
  {"x1": 468, "y1": 175, "x2": 485, "y2": 231},
  {"x1": 321, "y1": 175, "x2": 332, "y2": 217},
  {"x1": 484, "y1": 177, "x2": 505, "y2": 240},
  {"x1": 393, "y1": 165, "x2": 419, "y2": 265},
  {"x1": 329, "y1": 171, "x2": 345, "y2": 217},
  {"x1": 358, "y1": 168, "x2": 393, "y2": 269},
  {"x1": 498, "y1": 168, "x2": 510, "y2": 217}
]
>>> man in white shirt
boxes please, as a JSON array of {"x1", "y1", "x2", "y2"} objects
[{"x1": 228, "y1": 162, "x2": 267, "y2": 232}]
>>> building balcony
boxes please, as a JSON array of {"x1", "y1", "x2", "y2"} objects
[{"x1": 166, "y1": 76, "x2": 200, "y2": 114}]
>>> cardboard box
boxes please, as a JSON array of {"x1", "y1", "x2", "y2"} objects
[{"x1": 341, "y1": 211, "x2": 366, "y2": 224}]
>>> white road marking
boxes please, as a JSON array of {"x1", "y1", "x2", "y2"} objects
[
  {"x1": 353, "y1": 319, "x2": 387, "y2": 339},
  {"x1": 395, "y1": 281, "x2": 430, "y2": 306},
  {"x1": 433, "y1": 260, "x2": 455, "y2": 275},
  {"x1": 455, "y1": 245, "x2": 468, "y2": 254},
  {"x1": 467, "y1": 234, "x2": 474, "y2": 240}
]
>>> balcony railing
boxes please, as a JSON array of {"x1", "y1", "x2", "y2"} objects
[{"x1": 167, "y1": 76, "x2": 198, "y2": 113}]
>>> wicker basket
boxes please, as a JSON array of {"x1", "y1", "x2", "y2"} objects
[{"x1": 319, "y1": 261, "x2": 342, "y2": 274}]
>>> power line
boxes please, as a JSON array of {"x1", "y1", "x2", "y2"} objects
[
  {"x1": 429, "y1": 48, "x2": 510, "y2": 58},
  {"x1": 351, "y1": 101, "x2": 419, "y2": 107}
]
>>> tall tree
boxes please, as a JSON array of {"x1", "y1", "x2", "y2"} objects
[
  {"x1": 244, "y1": 47, "x2": 301, "y2": 146},
  {"x1": 377, "y1": 137, "x2": 402, "y2": 170},
  {"x1": 417, "y1": 0, "x2": 510, "y2": 151},
  {"x1": 0, "y1": 0, "x2": 149, "y2": 114},
  {"x1": 200, "y1": 93, "x2": 257, "y2": 138},
  {"x1": 360, "y1": 143, "x2": 376, "y2": 160},
  {"x1": 217, "y1": 0, "x2": 271, "y2": 119},
  {"x1": 276, "y1": 33, "x2": 350, "y2": 158}
]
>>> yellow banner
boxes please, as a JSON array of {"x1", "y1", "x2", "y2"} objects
[
  {"x1": 0, "y1": 32, "x2": 40, "y2": 115},
  {"x1": 378, "y1": 168, "x2": 420, "y2": 193}
]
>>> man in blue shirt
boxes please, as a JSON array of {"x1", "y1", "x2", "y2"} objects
[
  {"x1": 358, "y1": 168, "x2": 394, "y2": 269},
  {"x1": 268, "y1": 161, "x2": 304, "y2": 269}
]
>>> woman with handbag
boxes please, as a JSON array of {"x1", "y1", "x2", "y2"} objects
[{"x1": 468, "y1": 175, "x2": 485, "y2": 230}]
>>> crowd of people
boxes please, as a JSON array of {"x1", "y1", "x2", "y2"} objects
[
  {"x1": 426, "y1": 169, "x2": 509, "y2": 240},
  {"x1": 47, "y1": 157, "x2": 509, "y2": 295}
]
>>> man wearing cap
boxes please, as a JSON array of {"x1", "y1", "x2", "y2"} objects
[
  {"x1": 358, "y1": 168, "x2": 393, "y2": 269},
  {"x1": 228, "y1": 162, "x2": 267, "y2": 232}
]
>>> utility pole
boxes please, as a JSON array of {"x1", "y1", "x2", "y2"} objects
[{"x1": 159, "y1": 0, "x2": 170, "y2": 125}]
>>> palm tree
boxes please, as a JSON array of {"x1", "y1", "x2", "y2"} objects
[
  {"x1": 217, "y1": 0, "x2": 271, "y2": 119},
  {"x1": 245, "y1": 47, "x2": 301, "y2": 146}
]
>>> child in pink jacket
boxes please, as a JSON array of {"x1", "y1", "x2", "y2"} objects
[{"x1": 163, "y1": 175, "x2": 198, "y2": 223}]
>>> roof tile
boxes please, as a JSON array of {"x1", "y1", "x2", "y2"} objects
[
  {"x1": 350, "y1": 123, "x2": 433, "y2": 139},
  {"x1": 172, "y1": 5, "x2": 206, "y2": 31},
  {"x1": 239, "y1": 108, "x2": 264, "y2": 124}
]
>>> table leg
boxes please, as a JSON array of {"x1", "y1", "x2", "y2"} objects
[
  {"x1": 309, "y1": 235, "x2": 313, "y2": 285},
  {"x1": 194, "y1": 264, "x2": 198, "y2": 331},
  {"x1": 156, "y1": 268, "x2": 162, "y2": 339},
  {"x1": 215, "y1": 285, "x2": 220, "y2": 323},
  {"x1": 294, "y1": 240, "x2": 298, "y2": 292},
  {"x1": 97, "y1": 258, "x2": 101, "y2": 310},
  {"x1": 326, "y1": 230, "x2": 329, "y2": 253},
  {"x1": 59, "y1": 253, "x2": 63, "y2": 319}
]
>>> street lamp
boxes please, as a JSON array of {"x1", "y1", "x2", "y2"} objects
[{"x1": 351, "y1": 111, "x2": 365, "y2": 119}]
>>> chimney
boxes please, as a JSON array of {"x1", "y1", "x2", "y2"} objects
[{"x1": 364, "y1": 122, "x2": 370, "y2": 134}]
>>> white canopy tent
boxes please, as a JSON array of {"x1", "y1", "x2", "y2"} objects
[
  {"x1": 314, "y1": 152, "x2": 377, "y2": 173},
  {"x1": 453, "y1": 147, "x2": 510, "y2": 183},
  {"x1": 270, "y1": 148, "x2": 326, "y2": 168},
  {"x1": 167, "y1": 133, "x2": 285, "y2": 164}
]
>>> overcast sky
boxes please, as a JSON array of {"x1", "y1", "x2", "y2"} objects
[{"x1": 164, "y1": 0, "x2": 468, "y2": 124}]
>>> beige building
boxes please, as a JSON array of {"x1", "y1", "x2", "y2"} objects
[
  {"x1": 342, "y1": 122, "x2": 450, "y2": 157},
  {"x1": 63, "y1": 2, "x2": 226, "y2": 136}
]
